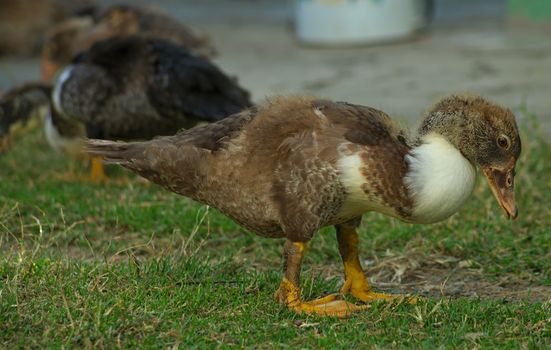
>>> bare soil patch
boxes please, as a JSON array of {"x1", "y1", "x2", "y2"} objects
[{"x1": 364, "y1": 253, "x2": 550, "y2": 302}]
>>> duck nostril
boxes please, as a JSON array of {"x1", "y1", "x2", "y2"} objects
[{"x1": 506, "y1": 174, "x2": 513, "y2": 187}]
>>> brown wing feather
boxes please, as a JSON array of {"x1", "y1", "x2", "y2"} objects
[{"x1": 87, "y1": 96, "x2": 412, "y2": 238}]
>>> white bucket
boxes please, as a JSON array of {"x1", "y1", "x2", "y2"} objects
[{"x1": 295, "y1": 0, "x2": 430, "y2": 45}]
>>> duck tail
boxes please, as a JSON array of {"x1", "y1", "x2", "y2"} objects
[{"x1": 85, "y1": 139, "x2": 145, "y2": 165}]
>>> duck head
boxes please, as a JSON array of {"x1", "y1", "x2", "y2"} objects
[{"x1": 419, "y1": 95, "x2": 521, "y2": 219}]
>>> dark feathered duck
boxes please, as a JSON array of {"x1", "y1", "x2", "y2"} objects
[
  {"x1": 41, "y1": 4, "x2": 216, "y2": 81},
  {"x1": 1, "y1": 36, "x2": 251, "y2": 180},
  {"x1": 87, "y1": 95, "x2": 521, "y2": 317},
  {"x1": 53, "y1": 35, "x2": 250, "y2": 140},
  {"x1": 0, "y1": 83, "x2": 51, "y2": 151}
]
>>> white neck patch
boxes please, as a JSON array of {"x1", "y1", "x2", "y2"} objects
[
  {"x1": 52, "y1": 65, "x2": 74, "y2": 116},
  {"x1": 405, "y1": 133, "x2": 476, "y2": 223}
]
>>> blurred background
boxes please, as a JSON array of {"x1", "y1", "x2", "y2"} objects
[{"x1": 1, "y1": 0, "x2": 550, "y2": 131}]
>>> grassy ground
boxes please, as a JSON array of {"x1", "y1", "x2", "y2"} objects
[{"x1": 0, "y1": 113, "x2": 550, "y2": 349}]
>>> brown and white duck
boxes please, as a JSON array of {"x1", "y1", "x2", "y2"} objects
[
  {"x1": 41, "y1": 4, "x2": 216, "y2": 81},
  {"x1": 87, "y1": 95, "x2": 520, "y2": 317},
  {"x1": 1, "y1": 36, "x2": 251, "y2": 180},
  {"x1": 0, "y1": 0, "x2": 94, "y2": 57}
]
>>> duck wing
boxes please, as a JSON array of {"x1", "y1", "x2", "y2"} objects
[{"x1": 146, "y1": 38, "x2": 252, "y2": 123}]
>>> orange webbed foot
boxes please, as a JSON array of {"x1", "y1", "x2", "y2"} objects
[
  {"x1": 340, "y1": 276, "x2": 417, "y2": 304},
  {"x1": 275, "y1": 278, "x2": 369, "y2": 318}
]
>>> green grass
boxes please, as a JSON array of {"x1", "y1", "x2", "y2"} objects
[{"x1": 0, "y1": 112, "x2": 550, "y2": 348}]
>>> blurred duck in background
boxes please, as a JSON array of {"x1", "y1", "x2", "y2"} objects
[
  {"x1": 0, "y1": 0, "x2": 94, "y2": 57},
  {"x1": 41, "y1": 3, "x2": 216, "y2": 81},
  {"x1": 0, "y1": 83, "x2": 51, "y2": 151},
  {"x1": 0, "y1": 36, "x2": 251, "y2": 181}
]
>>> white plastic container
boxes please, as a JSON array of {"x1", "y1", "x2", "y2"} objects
[{"x1": 295, "y1": 0, "x2": 430, "y2": 45}]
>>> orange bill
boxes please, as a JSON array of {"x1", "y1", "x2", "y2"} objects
[
  {"x1": 482, "y1": 159, "x2": 518, "y2": 220},
  {"x1": 41, "y1": 60, "x2": 59, "y2": 82}
]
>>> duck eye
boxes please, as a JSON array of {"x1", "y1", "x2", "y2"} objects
[{"x1": 497, "y1": 134, "x2": 510, "y2": 150}]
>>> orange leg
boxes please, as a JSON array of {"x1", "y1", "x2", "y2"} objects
[
  {"x1": 275, "y1": 240, "x2": 369, "y2": 317},
  {"x1": 336, "y1": 223, "x2": 416, "y2": 304},
  {"x1": 54, "y1": 156, "x2": 112, "y2": 183},
  {"x1": 90, "y1": 156, "x2": 107, "y2": 182}
]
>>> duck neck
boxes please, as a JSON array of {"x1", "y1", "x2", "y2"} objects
[
  {"x1": 44, "y1": 107, "x2": 86, "y2": 155},
  {"x1": 404, "y1": 132, "x2": 476, "y2": 224}
]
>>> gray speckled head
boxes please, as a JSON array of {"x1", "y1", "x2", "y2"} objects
[{"x1": 420, "y1": 94, "x2": 520, "y2": 168}]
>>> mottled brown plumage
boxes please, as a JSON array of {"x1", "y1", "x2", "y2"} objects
[
  {"x1": 87, "y1": 94, "x2": 521, "y2": 316},
  {"x1": 41, "y1": 4, "x2": 216, "y2": 81},
  {"x1": 88, "y1": 97, "x2": 410, "y2": 238}
]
